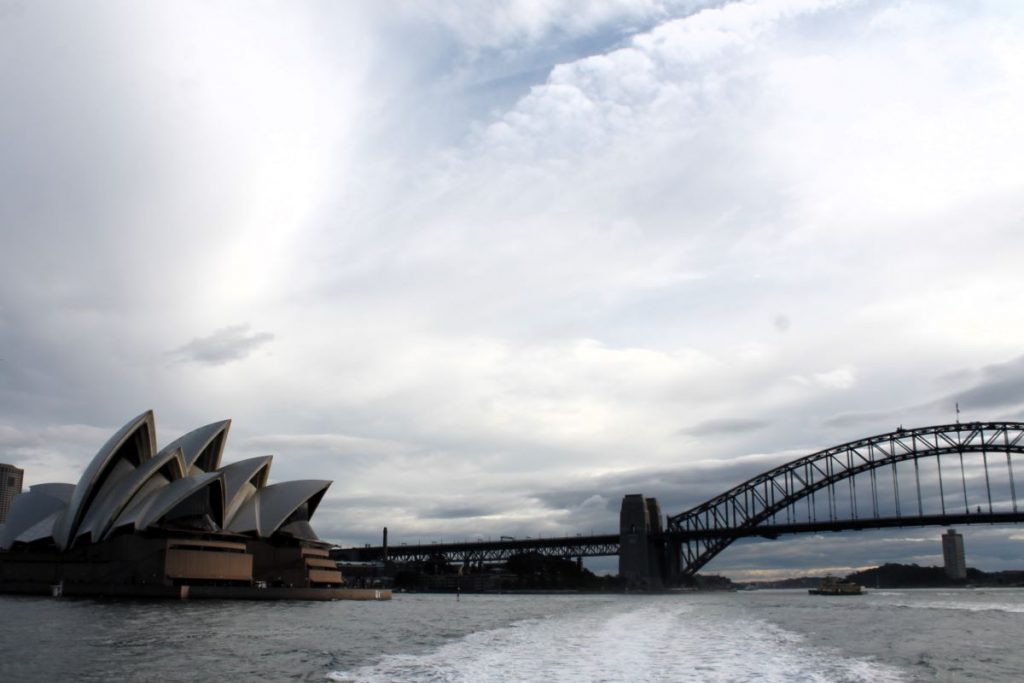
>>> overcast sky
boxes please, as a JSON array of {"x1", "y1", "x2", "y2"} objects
[{"x1": 2, "y1": 0, "x2": 1024, "y2": 579}]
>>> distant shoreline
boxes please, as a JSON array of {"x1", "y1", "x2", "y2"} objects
[{"x1": 737, "y1": 563, "x2": 1024, "y2": 590}]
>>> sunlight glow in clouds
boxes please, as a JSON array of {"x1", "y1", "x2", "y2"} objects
[{"x1": 2, "y1": 0, "x2": 1024, "y2": 575}]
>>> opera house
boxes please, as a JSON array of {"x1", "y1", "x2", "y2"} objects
[{"x1": 0, "y1": 411, "x2": 387, "y2": 600}]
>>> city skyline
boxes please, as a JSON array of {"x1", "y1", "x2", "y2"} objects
[{"x1": 3, "y1": 1, "x2": 1024, "y2": 579}]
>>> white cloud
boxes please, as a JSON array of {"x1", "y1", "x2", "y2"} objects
[
  {"x1": 793, "y1": 367, "x2": 856, "y2": 390},
  {"x1": 402, "y1": 0, "x2": 713, "y2": 52}
]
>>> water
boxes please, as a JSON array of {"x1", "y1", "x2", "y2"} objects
[{"x1": 1, "y1": 588, "x2": 1020, "y2": 681}]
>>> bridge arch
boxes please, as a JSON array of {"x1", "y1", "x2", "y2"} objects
[{"x1": 666, "y1": 422, "x2": 1024, "y2": 576}]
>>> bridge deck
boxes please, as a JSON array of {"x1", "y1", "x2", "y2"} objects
[
  {"x1": 333, "y1": 513, "x2": 1024, "y2": 563},
  {"x1": 333, "y1": 533, "x2": 620, "y2": 563}
]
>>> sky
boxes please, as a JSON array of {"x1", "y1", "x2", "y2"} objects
[{"x1": 2, "y1": 0, "x2": 1024, "y2": 580}]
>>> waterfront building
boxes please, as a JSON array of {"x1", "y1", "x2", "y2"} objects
[
  {"x1": 942, "y1": 528, "x2": 966, "y2": 580},
  {"x1": 0, "y1": 463, "x2": 24, "y2": 523},
  {"x1": 0, "y1": 411, "x2": 368, "y2": 600}
]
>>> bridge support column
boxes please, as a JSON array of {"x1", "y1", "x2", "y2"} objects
[
  {"x1": 619, "y1": 494, "x2": 666, "y2": 590},
  {"x1": 666, "y1": 538, "x2": 681, "y2": 585}
]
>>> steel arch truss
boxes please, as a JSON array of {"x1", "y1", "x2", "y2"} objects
[{"x1": 666, "y1": 422, "x2": 1024, "y2": 576}]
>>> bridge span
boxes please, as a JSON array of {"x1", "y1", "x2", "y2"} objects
[
  {"x1": 333, "y1": 422, "x2": 1024, "y2": 588},
  {"x1": 334, "y1": 533, "x2": 620, "y2": 565},
  {"x1": 333, "y1": 512, "x2": 1024, "y2": 579}
]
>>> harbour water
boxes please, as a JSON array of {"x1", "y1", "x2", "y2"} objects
[{"x1": 1, "y1": 588, "x2": 1021, "y2": 681}]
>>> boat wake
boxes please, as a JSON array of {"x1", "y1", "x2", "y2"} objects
[{"x1": 327, "y1": 599, "x2": 904, "y2": 682}]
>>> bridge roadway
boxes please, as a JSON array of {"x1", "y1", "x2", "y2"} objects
[
  {"x1": 332, "y1": 511, "x2": 1024, "y2": 565},
  {"x1": 333, "y1": 533, "x2": 620, "y2": 564}
]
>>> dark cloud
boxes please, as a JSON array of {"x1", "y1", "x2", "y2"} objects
[
  {"x1": 532, "y1": 454, "x2": 797, "y2": 528},
  {"x1": 998, "y1": 406, "x2": 1024, "y2": 421},
  {"x1": 823, "y1": 355, "x2": 1024, "y2": 429},
  {"x1": 419, "y1": 505, "x2": 498, "y2": 520},
  {"x1": 171, "y1": 325, "x2": 274, "y2": 366},
  {"x1": 948, "y1": 355, "x2": 1024, "y2": 412},
  {"x1": 316, "y1": 494, "x2": 411, "y2": 512},
  {"x1": 822, "y1": 409, "x2": 901, "y2": 429},
  {"x1": 682, "y1": 417, "x2": 770, "y2": 437}
]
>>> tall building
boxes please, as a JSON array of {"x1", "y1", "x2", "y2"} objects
[
  {"x1": 0, "y1": 463, "x2": 24, "y2": 523},
  {"x1": 942, "y1": 528, "x2": 966, "y2": 579}
]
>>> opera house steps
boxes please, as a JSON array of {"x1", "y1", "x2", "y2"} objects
[{"x1": 0, "y1": 411, "x2": 390, "y2": 601}]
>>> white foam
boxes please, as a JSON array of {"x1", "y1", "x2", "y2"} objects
[
  {"x1": 886, "y1": 599, "x2": 1024, "y2": 614},
  {"x1": 327, "y1": 599, "x2": 906, "y2": 682}
]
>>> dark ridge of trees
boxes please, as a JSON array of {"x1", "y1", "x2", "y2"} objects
[
  {"x1": 839, "y1": 565, "x2": 983, "y2": 589},
  {"x1": 740, "y1": 564, "x2": 1024, "y2": 589}
]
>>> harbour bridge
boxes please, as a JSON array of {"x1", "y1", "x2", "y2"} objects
[{"x1": 332, "y1": 422, "x2": 1024, "y2": 587}]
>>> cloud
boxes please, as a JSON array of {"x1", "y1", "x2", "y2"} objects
[
  {"x1": 949, "y1": 355, "x2": 1024, "y2": 413},
  {"x1": 399, "y1": 1, "x2": 716, "y2": 54},
  {"x1": 419, "y1": 505, "x2": 502, "y2": 520},
  {"x1": 171, "y1": 325, "x2": 275, "y2": 366},
  {"x1": 824, "y1": 354, "x2": 1024, "y2": 428},
  {"x1": 823, "y1": 409, "x2": 898, "y2": 430},
  {"x1": 0, "y1": 422, "x2": 114, "y2": 486},
  {"x1": 468, "y1": 0, "x2": 850, "y2": 161},
  {"x1": 810, "y1": 367, "x2": 856, "y2": 390},
  {"x1": 682, "y1": 417, "x2": 770, "y2": 436},
  {"x1": 242, "y1": 432, "x2": 413, "y2": 458}
]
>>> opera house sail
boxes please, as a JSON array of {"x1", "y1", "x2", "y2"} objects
[{"x1": 0, "y1": 411, "x2": 388, "y2": 600}]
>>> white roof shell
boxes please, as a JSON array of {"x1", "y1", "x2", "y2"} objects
[
  {"x1": 258, "y1": 480, "x2": 330, "y2": 538},
  {"x1": 226, "y1": 480, "x2": 331, "y2": 538},
  {"x1": 54, "y1": 411, "x2": 156, "y2": 550},
  {"x1": 1, "y1": 411, "x2": 333, "y2": 551},
  {"x1": 160, "y1": 420, "x2": 231, "y2": 474},
  {"x1": 0, "y1": 483, "x2": 75, "y2": 549},
  {"x1": 218, "y1": 455, "x2": 273, "y2": 524},
  {"x1": 112, "y1": 471, "x2": 225, "y2": 534},
  {"x1": 76, "y1": 446, "x2": 187, "y2": 543},
  {"x1": 13, "y1": 510, "x2": 63, "y2": 546}
]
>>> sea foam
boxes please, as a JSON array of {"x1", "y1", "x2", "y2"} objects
[{"x1": 327, "y1": 598, "x2": 905, "y2": 682}]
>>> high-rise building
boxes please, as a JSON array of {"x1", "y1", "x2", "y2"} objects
[
  {"x1": 0, "y1": 463, "x2": 24, "y2": 523},
  {"x1": 942, "y1": 528, "x2": 966, "y2": 579}
]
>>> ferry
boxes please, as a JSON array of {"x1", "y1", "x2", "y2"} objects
[{"x1": 808, "y1": 576, "x2": 863, "y2": 595}]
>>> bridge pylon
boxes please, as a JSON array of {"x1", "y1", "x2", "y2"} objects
[{"x1": 619, "y1": 494, "x2": 671, "y2": 589}]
